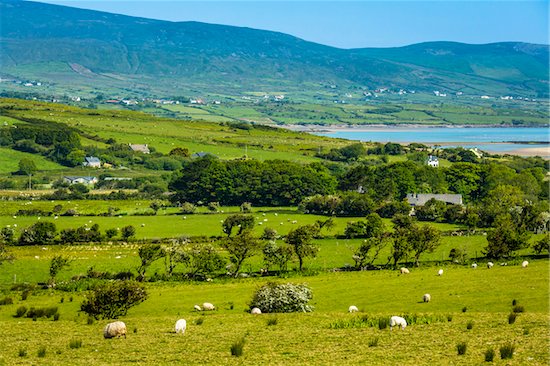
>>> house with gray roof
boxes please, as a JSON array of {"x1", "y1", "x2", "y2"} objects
[
  {"x1": 406, "y1": 193, "x2": 463, "y2": 207},
  {"x1": 129, "y1": 144, "x2": 150, "y2": 154},
  {"x1": 63, "y1": 176, "x2": 98, "y2": 185},
  {"x1": 83, "y1": 156, "x2": 101, "y2": 168}
]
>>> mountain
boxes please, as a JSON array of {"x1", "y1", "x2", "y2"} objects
[{"x1": 0, "y1": 0, "x2": 548, "y2": 98}]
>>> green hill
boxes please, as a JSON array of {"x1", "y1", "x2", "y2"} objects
[{"x1": 0, "y1": 0, "x2": 548, "y2": 99}]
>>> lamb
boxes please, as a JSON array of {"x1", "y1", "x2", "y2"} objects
[
  {"x1": 202, "y1": 302, "x2": 215, "y2": 311},
  {"x1": 437, "y1": 269, "x2": 443, "y2": 276},
  {"x1": 423, "y1": 294, "x2": 431, "y2": 303},
  {"x1": 400, "y1": 267, "x2": 410, "y2": 274},
  {"x1": 471, "y1": 263, "x2": 477, "y2": 269},
  {"x1": 487, "y1": 262, "x2": 494, "y2": 269},
  {"x1": 390, "y1": 316, "x2": 407, "y2": 330},
  {"x1": 175, "y1": 319, "x2": 187, "y2": 334},
  {"x1": 521, "y1": 260, "x2": 529, "y2": 268},
  {"x1": 194, "y1": 304, "x2": 202, "y2": 311},
  {"x1": 348, "y1": 305, "x2": 359, "y2": 313},
  {"x1": 103, "y1": 321, "x2": 127, "y2": 339},
  {"x1": 251, "y1": 307, "x2": 262, "y2": 314}
]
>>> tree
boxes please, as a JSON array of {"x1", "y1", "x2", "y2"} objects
[
  {"x1": 81, "y1": 281, "x2": 147, "y2": 319},
  {"x1": 485, "y1": 215, "x2": 531, "y2": 259},
  {"x1": 415, "y1": 198, "x2": 447, "y2": 222},
  {"x1": 149, "y1": 200, "x2": 164, "y2": 214},
  {"x1": 137, "y1": 244, "x2": 165, "y2": 281},
  {"x1": 18, "y1": 158, "x2": 37, "y2": 176},
  {"x1": 186, "y1": 243, "x2": 225, "y2": 279},
  {"x1": 121, "y1": 225, "x2": 136, "y2": 241},
  {"x1": 408, "y1": 224, "x2": 441, "y2": 266},
  {"x1": 222, "y1": 232, "x2": 262, "y2": 277},
  {"x1": 222, "y1": 214, "x2": 255, "y2": 237},
  {"x1": 0, "y1": 227, "x2": 15, "y2": 266},
  {"x1": 286, "y1": 225, "x2": 318, "y2": 271},
  {"x1": 353, "y1": 236, "x2": 389, "y2": 269},
  {"x1": 532, "y1": 233, "x2": 549, "y2": 254},
  {"x1": 49, "y1": 255, "x2": 70, "y2": 286},
  {"x1": 263, "y1": 240, "x2": 294, "y2": 273},
  {"x1": 164, "y1": 240, "x2": 190, "y2": 277},
  {"x1": 18, "y1": 222, "x2": 57, "y2": 245}
]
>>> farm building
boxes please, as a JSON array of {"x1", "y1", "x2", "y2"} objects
[
  {"x1": 129, "y1": 144, "x2": 150, "y2": 154},
  {"x1": 63, "y1": 176, "x2": 98, "y2": 185},
  {"x1": 83, "y1": 156, "x2": 101, "y2": 168},
  {"x1": 406, "y1": 193, "x2": 463, "y2": 206},
  {"x1": 427, "y1": 155, "x2": 439, "y2": 167}
]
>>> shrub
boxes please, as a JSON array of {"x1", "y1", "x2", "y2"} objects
[
  {"x1": 512, "y1": 305, "x2": 524, "y2": 313},
  {"x1": 26, "y1": 306, "x2": 58, "y2": 319},
  {"x1": 368, "y1": 337, "x2": 379, "y2": 347},
  {"x1": 508, "y1": 312, "x2": 517, "y2": 324},
  {"x1": 69, "y1": 339, "x2": 82, "y2": 349},
  {"x1": 37, "y1": 346, "x2": 46, "y2": 357},
  {"x1": 14, "y1": 306, "x2": 27, "y2": 318},
  {"x1": 266, "y1": 317, "x2": 278, "y2": 326},
  {"x1": 249, "y1": 282, "x2": 313, "y2": 313},
  {"x1": 180, "y1": 202, "x2": 196, "y2": 214},
  {"x1": 456, "y1": 342, "x2": 467, "y2": 355},
  {"x1": 499, "y1": 343, "x2": 515, "y2": 359},
  {"x1": 0, "y1": 296, "x2": 13, "y2": 305},
  {"x1": 484, "y1": 348, "x2": 495, "y2": 362},
  {"x1": 230, "y1": 337, "x2": 246, "y2": 357},
  {"x1": 80, "y1": 281, "x2": 147, "y2": 319},
  {"x1": 466, "y1": 320, "x2": 474, "y2": 330}
]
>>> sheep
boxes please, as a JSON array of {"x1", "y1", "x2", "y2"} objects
[
  {"x1": 423, "y1": 294, "x2": 431, "y2": 303},
  {"x1": 348, "y1": 305, "x2": 359, "y2": 313},
  {"x1": 521, "y1": 260, "x2": 529, "y2": 268},
  {"x1": 471, "y1": 263, "x2": 477, "y2": 269},
  {"x1": 390, "y1": 316, "x2": 407, "y2": 330},
  {"x1": 103, "y1": 321, "x2": 127, "y2": 339},
  {"x1": 175, "y1": 319, "x2": 187, "y2": 334},
  {"x1": 202, "y1": 302, "x2": 215, "y2": 311},
  {"x1": 437, "y1": 269, "x2": 443, "y2": 276},
  {"x1": 194, "y1": 304, "x2": 202, "y2": 311},
  {"x1": 400, "y1": 267, "x2": 410, "y2": 274},
  {"x1": 251, "y1": 307, "x2": 262, "y2": 315},
  {"x1": 487, "y1": 262, "x2": 494, "y2": 269}
]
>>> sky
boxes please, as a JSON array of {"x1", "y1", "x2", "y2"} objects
[{"x1": 33, "y1": 1, "x2": 549, "y2": 49}]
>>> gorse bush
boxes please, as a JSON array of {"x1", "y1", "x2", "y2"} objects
[
  {"x1": 499, "y1": 343, "x2": 515, "y2": 359},
  {"x1": 249, "y1": 282, "x2": 313, "y2": 313},
  {"x1": 81, "y1": 280, "x2": 147, "y2": 319}
]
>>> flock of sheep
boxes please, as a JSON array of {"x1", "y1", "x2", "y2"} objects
[{"x1": 104, "y1": 260, "x2": 531, "y2": 339}]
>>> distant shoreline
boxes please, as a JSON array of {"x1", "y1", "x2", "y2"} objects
[{"x1": 281, "y1": 124, "x2": 548, "y2": 133}]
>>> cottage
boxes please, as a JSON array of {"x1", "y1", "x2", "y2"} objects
[
  {"x1": 192, "y1": 152, "x2": 216, "y2": 158},
  {"x1": 129, "y1": 144, "x2": 150, "y2": 154},
  {"x1": 427, "y1": 155, "x2": 439, "y2": 167},
  {"x1": 406, "y1": 193, "x2": 463, "y2": 207},
  {"x1": 83, "y1": 156, "x2": 101, "y2": 168},
  {"x1": 63, "y1": 176, "x2": 98, "y2": 185}
]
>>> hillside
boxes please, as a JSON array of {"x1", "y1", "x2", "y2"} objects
[{"x1": 0, "y1": 0, "x2": 548, "y2": 99}]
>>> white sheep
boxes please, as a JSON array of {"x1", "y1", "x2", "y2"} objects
[
  {"x1": 437, "y1": 269, "x2": 443, "y2": 276},
  {"x1": 202, "y1": 302, "x2": 215, "y2": 311},
  {"x1": 103, "y1": 321, "x2": 127, "y2": 339},
  {"x1": 423, "y1": 294, "x2": 431, "y2": 303},
  {"x1": 400, "y1": 267, "x2": 410, "y2": 274},
  {"x1": 521, "y1": 260, "x2": 529, "y2": 268},
  {"x1": 471, "y1": 263, "x2": 477, "y2": 269},
  {"x1": 348, "y1": 305, "x2": 359, "y2": 313},
  {"x1": 251, "y1": 307, "x2": 262, "y2": 314},
  {"x1": 175, "y1": 319, "x2": 187, "y2": 334},
  {"x1": 487, "y1": 262, "x2": 494, "y2": 269},
  {"x1": 390, "y1": 316, "x2": 407, "y2": 330},
  {"x1": 194, "y1": 304, "x2": 202, "y2": 311}
]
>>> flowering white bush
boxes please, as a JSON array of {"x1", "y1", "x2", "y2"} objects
[{"x1": 249, "y1": 282, "x2": 313, "y2": 313}]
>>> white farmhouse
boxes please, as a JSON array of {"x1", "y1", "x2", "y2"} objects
[
  {"x1": 83, "y1": 156, "x2": 101, "y2": 168},
  {"x1": 427, "y1": 155, "x2": 439, "y2": 167}
]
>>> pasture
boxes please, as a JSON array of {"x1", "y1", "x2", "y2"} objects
[{"x1": 0, "y1": 262, "x2": 547, "y2": 365}]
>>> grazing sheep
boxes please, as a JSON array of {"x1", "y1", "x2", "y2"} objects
[
  {"x1": 348, "y1": 305, "x2": 359, "y2": 313},
  {"x1": 194, "y1": 304, "x2": 202, "y2": 311},
  {"x1": 521, "y1": 260, "x2": 529, "y2": 268},
  {"x1": 103, "y1": 321, "x2": 127, "y2": 339},
  {"x1": 500, "y1": 262, "x2": 507, "y2": 266},
  {"x1": 487, "y1": 262, "x2": 494, "y2": 269},
  {"x1": 251, "y1": 307, "x2": 262, "y2": 315},
  {"x1": 471, "y1": 263, "x2": 477, "y2": 269},
  {"x1": 390, "y1": 316, "x2": 407, "y2": 330},
  {"x1": 175, "y1": 319, "x2": 187, "y2": 334},
  {"x1": 202, "y1": 302, "x2": 215, "y2": 311},
  {"x1": 423, "y1": 294, "x2": 431, "y2": 303},
  {"x1": 400, "y1": 267, "x2": 410, "y2": 274},
  {"x1": 437, "y1": 269, "x2": 443, "y2": 276}
]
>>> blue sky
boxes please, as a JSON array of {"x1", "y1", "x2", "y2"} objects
[{"x1": 35, "y1": 1, "x2": 549, "y2": 48}]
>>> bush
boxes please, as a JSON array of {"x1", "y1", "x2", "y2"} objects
[
  {"x1": 466, "y1": 320, "x2": 474, "y2": 330},
  {"x1": 69, "y1": 339, "x2": 82, "y2": 349},
  {"x1": 180, "y1": 202, "x2": 196, "y2": 214},
  {"x1": 0, "y1": 296, "x2": 13, "y2": 305},
  {"x1": 508, "y1": 312, "x2": 517, "y2": 324},
  {"x1": 80, "y1": 281, "x2": 147, "y2": 319},
  {"x1": 26, "y1": 306, "x2": 58, "y2": 319},
  {"x1": 249, "y1": 282, "x2": 313, "y2": 313},
  {"x1": 484, "y1": 348, "x2": 495, "y2": 362},
  {"x1": 230, "y1": 337, "x2": 246, "y2": 357},
  {"x1": 499, "y1": 343, "x2": 515, "y2": 359},
  {"x1": 512, "y1": 305, "x2": 525, "y2": 313},
  {"x1": 14, "y1": 306, "x2": 27, "y2": 318},
  {"x1": 456, "y1": 342, "x2": 467, "y2": 355}
]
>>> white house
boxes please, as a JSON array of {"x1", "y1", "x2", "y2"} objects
[
  {"x1": 129, "y1": 144, "x2": 150, "y2": 154},
  {"x1": 83, "y1": 156, "x2": 101, "y2": 168},
  {"x1": 406, "y1": 193, "x2": 463, "y2": 207},
  {"x1": 63, "y1": 176, "x2": 98, "y2": 185},
  {"x1": 427, "y1": 155, "x2": 439, "y2": 167}
]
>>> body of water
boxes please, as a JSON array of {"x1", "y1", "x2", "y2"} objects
[{"x1": 313, "y1": 127, "x2": 549, "y2": 156}]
